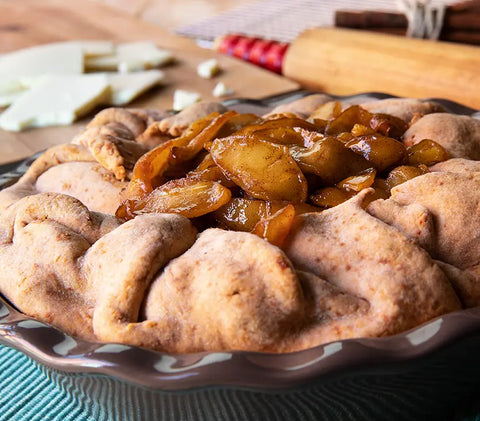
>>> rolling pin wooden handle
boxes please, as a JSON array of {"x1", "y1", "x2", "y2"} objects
[{"x1": 283, "y1": 27, "x2": 480, "y2": 109}]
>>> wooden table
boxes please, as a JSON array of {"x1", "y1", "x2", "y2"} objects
[{"x1": 0, "y1": 0, "x2": 298, "y2": 165}]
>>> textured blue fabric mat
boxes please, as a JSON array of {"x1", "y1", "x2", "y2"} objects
[
  {"x1": 1, "y1": 344, "x2": 480, "y2": 421},
  {"x1": 0, "y1": 345, "x2": 98, "y2": 421}
]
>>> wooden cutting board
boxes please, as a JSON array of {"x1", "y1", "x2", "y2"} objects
[
  {"x1": 0, "y1": 0, "x2": 298, "y2": 165},
  {"x1": 284, "y1": 27, "x2": 480, "y2": 110}
]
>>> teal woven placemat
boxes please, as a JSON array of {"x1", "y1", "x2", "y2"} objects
[
  {"x1": 1, "y1": 343, "x2": 480, "y2": 421},
  {"x1": 0, "y1": 345, "x2": 104, "y2": 421}
]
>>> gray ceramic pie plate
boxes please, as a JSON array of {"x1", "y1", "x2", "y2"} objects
[{"x1": 1, "y1": 91, "x2": 480, "y2": 420}]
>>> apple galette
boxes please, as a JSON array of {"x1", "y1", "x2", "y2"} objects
[{"x1": 1, "y1": 95, "x2": 479, "y2": 353}]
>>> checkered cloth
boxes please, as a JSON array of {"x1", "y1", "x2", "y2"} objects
[{"x1": 176, "y1": 0, "x2": 454, "y2": 43}]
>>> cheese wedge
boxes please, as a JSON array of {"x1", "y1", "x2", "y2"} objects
[
  {"x1": 173, "y1": 90, "x2": 201, "y2": 111},
  {"x1": 106, "y1": 70, "x2": 164, "y2": 105},
  {"x1": 213, "y1": 82, "x2": 234, "y2": 98},
  {"x1": 85, "y1": 41, "x2": 173, "y2": 72},
  {"x1": 0, "y1": 43, "x2": 84, "y2": 94},
  {"x1": 0, "y1": 74, "x2": 110, "y2": 131},
  {"x1": 197, "y1": 59, "x2": 220, "y2": 79}
]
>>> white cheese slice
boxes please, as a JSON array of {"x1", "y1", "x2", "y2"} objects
[
  {"x1": 0, "y1": 74, "x2": 110, "y2": 131},
  {"x1": 40, "y1": 41, "x2": 115, "y2": 58},
  {"x1": 0, "y1": 43, "x2": 84, "y2": 95},
  {"x1": 173, "y1": 90, "x2": 201, "y2": 111},
  {"x1": 85, "y1": 41, "x2": 173, "y2": 72},
  {"x1": 197, "y1": 59, "x2": 220, "y2": 79},
  {"x1": 0, "y1": 43, "x2": 84, "y2": 78},
  {"x1": 0, "y1": 91, "x2": 24, "y2": 107},
  {"x1": 0, "y1": 78, "x2": 25, "y2": 95},
  {"x1": 212, "y1": 82, "x2": 234, "y2": 98},
  {"x1": 76, "y1": 40, "x2": 115, "y2": 57},
  {"x1": 105, "y1": 70, "x2": 164, "y2": 105},
  {"x1": 84, "y1": 55, "x2": 119, "y2": 72},
  {"x1": 117, "y1": 42, "x2": 173, "y2": 72}
]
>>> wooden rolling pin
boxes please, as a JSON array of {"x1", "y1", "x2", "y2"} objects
[{"x1": 283, "y1": 27, "x2": 480, "y2": 109}]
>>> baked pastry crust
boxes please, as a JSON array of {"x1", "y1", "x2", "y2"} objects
[{"x1": 1, "y1": 96, "x2": 479, "y2": 354}]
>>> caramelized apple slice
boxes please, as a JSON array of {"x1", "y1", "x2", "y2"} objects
[
  {"x1": 170, "y1": 110, "x2": 237, "y2": 162},
  {"x1": 387, "y1": 165, "x2": 428, "y2": 190},
  {"x1": 214, "y1": 198, "x2": 271, "y2": 231},
  {"x1": 187, "y1": 154, "x2": 236, "y2": 187},
  {"x1": 370, "y1": 113, "x2": 408, "y2": 139},
  {"x1": 290, "y1": 137, "x2": 371, "y2": 185},
  {"x1": 310, "y1": 118, "x2": 328, "y2": 133},
  {"x1": 211, "y1": 135, "x2": 308, "y2": 202},
  {"x1": 235, "y1": 116, "x2": 320, "y2": 137},
  {"x1": 370, "y1": 178, "x2": 391, "y2": 199},
  {"x1": 247, "y1": 126, "x2": 325, "y2": 148},
  {"x1": 214, "y1": 198, "x2": 318, "y2": 231},
  {"x1": 125, "y1": 113, "x2": 217, "y2": 198},
  {"x1": 325, "y1": 105, "x2": 373, "y2": 135},
  {"x1": 336, "y1": 132, "x2": 355, "y2": 143},
  {"x1": 310, "y1": 187, "x2": 353, "y2": 208},
  {"x1": 407, "y1": 139, "x2": 449, "y2": 166},
  {"x1": 337, "y1": 168, "x2": 376, "y2": 192},
  {"x1": 346, "y1": 135, "x2": 406, "y2": 172},
  {"x1": 351, "y1": 124, "x2": 375, "y2": 137},
  {"x1": 119, "y1": 178, "x2": 231, "y2": 220},
  {"x1": 216, "y1": 113, "x2": 260, "y2": 138},
  {"x1": 251, "y1": 204, "x2": 296, "y2": 248},
  {"x1": 244, "y1": 127, "x2": 307, "y2": 146}
]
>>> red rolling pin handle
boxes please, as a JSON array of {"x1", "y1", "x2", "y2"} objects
[{"x1": 216, "y1": 34, "x2": 289, "y2": 74}]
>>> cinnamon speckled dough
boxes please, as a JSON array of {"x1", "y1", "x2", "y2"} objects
[
  {"x1": 128, "y1": 108, "x2": 170, "y2": 128},
  {"x1": 403, "y1": 113, "x2": 480, "y2": 159},
  {"x1": 430, "y1": 158, "x2": 480, "y2": 174},
  {"x1": 87, "y1": 108, "x2": 147, "y2": 137},
  {"x1": 84, "y1": 214, "x2": 197, "y2": 347},
  {"x1": 143, "y1": 229, "x2": 306, "y2": 353},
  {"x1": 360, "y1": 98, "x2": 444, "y2": 122},
  {"x1": 158, "y1": 101, "x2": 228, "y2": 137},
  {"x1": 0, "y1": 193, "x2": 121, "y2": 339},
  {"x1": 0, "y1": 193, "x2": 197, "y2": 342},
  {"x1": 0, "y1": 144, "x2": 95, "y2": 214},
  {"x1": 265, "y1": 94, "x2": 333, "y2": 118},
  {"x1": 284, "y1": 189, "x2": 460, "y2": 349},
  {"x1": 287, "y1": 270, "x2": 371, "y2": 351},
  {"x1": 368, "y1": 172, "x2": 480, "y2": 306},
  {"x1": 36, "y1": 162, "x2": 128, "y2": 214},
  {"x1": 370, "y1": 172, "x2": 480, "y2": 269},
  {"x1": 366, "y1": 200, "x2": 435, "y2": 251},
  {"x1": 0, "y1": 143, "x2": 128, "y2": 216},
  {"x1": 435, "y1": 261, "x2": 480, "y2": 308},
  {"x1": 296, "y1": 270, "x2": 369, "y2": 322},
  {"x1": 72, "y1": 122, "x2": 149, "y2": 181}
]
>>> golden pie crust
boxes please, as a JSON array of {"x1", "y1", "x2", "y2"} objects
[{"x1": 0, "y1": 96, "x2": 479, "y2": 354}]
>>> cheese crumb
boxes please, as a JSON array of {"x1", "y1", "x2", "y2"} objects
[
  {"x1": 212, "y1": 82, "x2": 234, "y2": 98},
  {"x1": 197, "y1": 59, "x2": 220, "y2": 79},
  {"x1": 173, "y1": 90, "x2": 201, "y2": 111}
]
